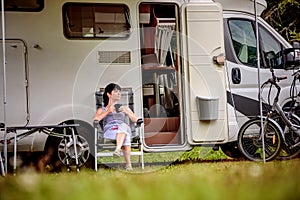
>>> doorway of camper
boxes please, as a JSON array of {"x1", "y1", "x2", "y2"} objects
[{"x1": 139, "y1": 2, "x2": 183, "y2": 148}]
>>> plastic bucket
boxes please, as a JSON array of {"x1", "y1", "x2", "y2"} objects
[{"x1": 196, "y1": 96, "x2": 219, "y2": 120}]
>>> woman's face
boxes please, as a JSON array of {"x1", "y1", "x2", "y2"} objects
[{"x1": 109, "y1": 88, "x2": 121, "y2": 101}]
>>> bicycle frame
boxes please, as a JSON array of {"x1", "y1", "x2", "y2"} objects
[
  {"x1": 263, "y1": 69, "x2": 300, "y2": 148},
  {"x1": 287, "y1": 70, "x2": 300, "y2": 116}
]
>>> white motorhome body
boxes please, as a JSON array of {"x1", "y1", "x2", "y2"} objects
[
  {"x1": 0, "y1": 0, "x2": 296, "y2": 170},
  {"x1": 214, "y1": 0, "x2": 297, "y2": 156}
]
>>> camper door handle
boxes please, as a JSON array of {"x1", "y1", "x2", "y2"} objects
[
  {"x1": 213, "y1": 54, "x2": 225, "y2": 65},
  {"x1": 232, "y1": 68, "x2": 241, "y2": 84}
]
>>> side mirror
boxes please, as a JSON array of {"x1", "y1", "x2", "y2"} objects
[{"x1": 282, "y1": 47, "x2": 300, "y2": 69}]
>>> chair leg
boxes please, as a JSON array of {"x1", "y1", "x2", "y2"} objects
[
  {"x1": 0, "y1": 152, "x2": 5, "y2": 176},
  {"x1": 95, "y1": 155, "x2": 98, "y2": 171},
  {"x1": 94, "y1": 127, "x2": 98, "y2": 171},
  {"x1": 140, "y1": 145, "x2": 144, "y2": 169}
]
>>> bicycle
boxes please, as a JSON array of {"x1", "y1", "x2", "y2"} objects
[
  {"x1": 282, "y1": 69, "x2": 300, "y2": 118},
  {"x1": 277, "y1": 69, "x2": 300, "y2": 159},
  {"x1": 238, "y1": 68, "x2": 300, "y2": 161}
]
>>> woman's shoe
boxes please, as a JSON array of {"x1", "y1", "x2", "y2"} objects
[
  {"x1": 113, "y1": 149, "x2": 121, "y2": 158},
  {"x1": 125, "y1": 165, "x2": 133, "y2": 171}
]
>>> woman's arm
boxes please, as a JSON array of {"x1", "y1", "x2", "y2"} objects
[
  {"x1": 93, "y1": 107, "x2": 110, "y2": 121},
  {"x1": 120, "y1": 106, "x2": 139, "y2": 123}
]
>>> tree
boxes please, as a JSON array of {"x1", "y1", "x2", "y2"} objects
[{"x1": 262, "y1": 0, "x2": 300, "y2": 44}]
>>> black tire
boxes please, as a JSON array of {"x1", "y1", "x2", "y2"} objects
[
  {"x1": 272, "y1": 114, "x2": 300, "y2": 159},
  {"x1": 37, "y1": 135, "x2": 64, "y2": 172},
  {"x1": 220, "y1": 142, "x2": 244, "y2": 159},
  {"x1": 238, "y1": 118, "x2": 282, "y2": 161}
]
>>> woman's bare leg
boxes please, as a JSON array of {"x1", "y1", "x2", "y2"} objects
[
  {"x1": 115, "y1": 133, "x2": 126, "y2": 150},
  {"x1": 122, "y1": 146, "x2": 131, "y2": 168},
  {"x1": 113, "y1": 133, "x2": 126, "y2": 158},
  {"x1": 115, "y1": 133, "x2": 131, "y2": 169}
]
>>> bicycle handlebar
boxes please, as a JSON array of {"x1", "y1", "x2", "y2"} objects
[
  {"x1": 261, "y1": 74, "x2": 287, "y2": 104},
  {"x1": 263, "y1": 75, "x2": 287, "y2": 86},
  {"x1": 275, "y1": 75, "x2": 288, "y2": 81}
]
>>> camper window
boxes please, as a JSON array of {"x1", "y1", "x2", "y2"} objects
[
  {"x1": 2, "y1": 0, "x2": 44, "y2": 12},
  {"x1": 259, "y1": 25, "x2": 284, "y2": 68},
  {"x1": 228, "y1": 19, "x2": 257, "y2": 67},
  {"x1": 228, "y1": 19, "x2": 285, "y2": 69},
  {"x1": 63, "y1": 3, "x2": 131, "y2": 39}
]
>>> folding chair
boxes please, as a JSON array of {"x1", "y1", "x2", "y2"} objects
[{"x1": 93, "y1": 88, "x2": 144, "y2": 171}]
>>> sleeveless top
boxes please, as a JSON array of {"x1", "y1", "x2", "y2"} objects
[{"x1": 102, "y1": 107, "x2": 126, "y2": 133}]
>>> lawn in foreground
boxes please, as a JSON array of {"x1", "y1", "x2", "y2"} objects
[{"x1": 1, "y1": 159, "x2": 300, "y2": 200}]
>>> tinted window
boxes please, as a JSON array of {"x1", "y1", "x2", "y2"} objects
[
  {"x1": 1, "y1": 0, "x2": 44, "y2": 12},
  {"x1": 63, "y1": 3, "x2": 131, "y2": 39},
  {"x1": 228, "y1": 19, "x2": 285, "y2": 68},
  {"x1": 228, "y1": 19, "x2": 257, "y2": 67},
  {"x1": 259, "y1": 26, "x2": 283, "y2": 68}
]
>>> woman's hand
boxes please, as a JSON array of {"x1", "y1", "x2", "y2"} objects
[
  {"x1": 119, "y1": 106, "x2": 138, "y2": 122},
  {"x1": 119, "y1": 106, "x2": 132, "y2": 115}
]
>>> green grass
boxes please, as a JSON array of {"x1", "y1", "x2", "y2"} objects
[
  {"x1": 1, "y1": 158, "x2": 300, "y2": 200},
  {"x1": 99, "y1": 147, "x2": 228, "y2": 166}
]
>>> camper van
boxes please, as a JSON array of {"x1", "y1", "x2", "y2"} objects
[{"x1": 0, "y1": 0, "x2": 298, "y2": 171}]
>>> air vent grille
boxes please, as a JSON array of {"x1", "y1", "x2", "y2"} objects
[{"x1": 98, "y1": 51, "x2": 131, "y2": 64}]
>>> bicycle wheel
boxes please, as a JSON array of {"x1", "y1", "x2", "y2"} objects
[
  {"x1": 238, "y1": 118, "x2": 282, "y2": 161},
  {"x1": 273, "y1": 114, "x2": 300, "y2": 159}
]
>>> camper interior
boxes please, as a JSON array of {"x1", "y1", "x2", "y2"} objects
[{"x1": 139, "y1": 3, "x2": 182, "y2": 147}]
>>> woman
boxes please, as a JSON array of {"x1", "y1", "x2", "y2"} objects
[{"x1": 93, "y1": 83, "x2": 139, "y2": 170}]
